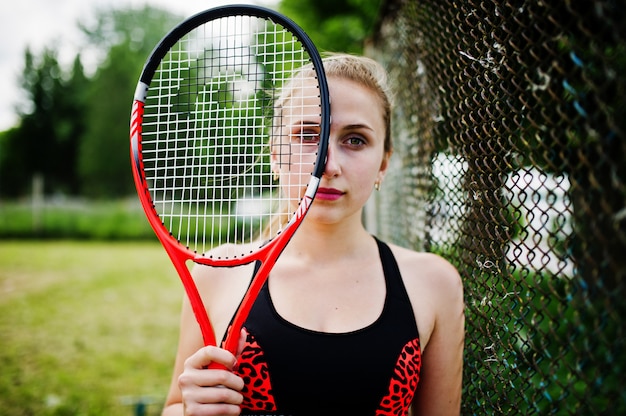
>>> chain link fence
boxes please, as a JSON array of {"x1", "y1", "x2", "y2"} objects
[{"x1": 366, "y1": 0, "x2": 625, "y2": 414}]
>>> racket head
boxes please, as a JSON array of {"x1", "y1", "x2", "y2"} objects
[{"x1": 130, "y1": 5, "x2": 329, "y2": 265}]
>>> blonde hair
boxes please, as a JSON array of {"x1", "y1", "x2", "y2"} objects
[{"x1": 319, "y1": 53, "x2": 393, "y2": 154}]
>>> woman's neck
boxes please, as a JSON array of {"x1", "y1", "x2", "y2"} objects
[{"x1": 282, "y1": 216, "x2": 373, "y2": 263}]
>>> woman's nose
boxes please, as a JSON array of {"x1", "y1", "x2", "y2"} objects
[{"x1": 322, "y1": 141, "x2": 341, "y2": 178}]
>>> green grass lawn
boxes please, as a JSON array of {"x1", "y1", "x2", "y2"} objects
[{"x1": 0, "y1": 240, "x2": 184, "y2": 415}]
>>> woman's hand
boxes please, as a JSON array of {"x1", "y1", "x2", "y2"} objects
[{"x1": 177, "y1": 345, "x2": 245, "y2": 416}]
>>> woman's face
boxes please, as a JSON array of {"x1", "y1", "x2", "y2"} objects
[{"x1": 273, "y1": 76, "x2": 389, "y2": 225}]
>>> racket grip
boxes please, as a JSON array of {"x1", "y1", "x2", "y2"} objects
[{"x1": 206, "y1": 362, "x2": 228, "y2": 371}]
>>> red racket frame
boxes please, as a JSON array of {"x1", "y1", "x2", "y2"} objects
[{"x1": 129, "y1": 5, "x2": 329, "y2": 355}]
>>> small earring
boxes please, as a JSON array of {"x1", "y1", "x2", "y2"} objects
[{"x1": 374, "y1": 181, "x2": 381, "y2": 191}]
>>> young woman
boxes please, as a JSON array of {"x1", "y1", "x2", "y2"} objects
[{"x1": 161, "y1": 54, "x2": 465, "y2": 416}]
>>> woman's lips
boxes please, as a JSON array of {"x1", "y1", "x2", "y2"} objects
[{"x1": 315, "y1": 187, "x2": 344, "y2": 201}]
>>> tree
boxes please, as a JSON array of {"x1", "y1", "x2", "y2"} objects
[
  {"x1": 0, "y1": 48, "x2": 86, "y2": 197},
  {"x1": 78, "y1": 6, "x2": 182, "y2": 197},
  {"x1": 278, "y1": 0, "x2": 383, "y2": 53},
  {"x1": 0, "y1": 5, "x2": 181, "y2": 199}
]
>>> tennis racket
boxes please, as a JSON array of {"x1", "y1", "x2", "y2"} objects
[{"x1": 130, "y1": 5, "x2": 329, "y2": 356}]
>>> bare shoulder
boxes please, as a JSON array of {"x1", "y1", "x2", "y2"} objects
[
  {"x1": 191, "y1": 248, "x2": 255, "y2": 293},
  {"x1": 386, "y1": 242, "x2": 463, "y2": 350},
  {"x1": 387, "y1": 242, "x2": 462, "y2": 295}
]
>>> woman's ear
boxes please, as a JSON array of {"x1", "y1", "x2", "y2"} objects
[
  {"x1": 270, "y1": 146, "x2": 281, "y2": 181},
  {"x1": 377, "y1": 150, "x2": 392, "y2": 183}
]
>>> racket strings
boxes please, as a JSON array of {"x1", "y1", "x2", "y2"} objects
[{"x1": 141, "y1": 14, "x2": 322, "y2": 258}]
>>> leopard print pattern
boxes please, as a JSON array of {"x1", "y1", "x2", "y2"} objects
[
  {"x1": 236, "y1": 332, "x2": 277, "y2": 412},
  {"x1": 376, "y1": 338, "x2": 421, "y2": 415}
]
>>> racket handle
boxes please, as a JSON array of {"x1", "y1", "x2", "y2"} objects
[
  {"x1": 206, "y1": 362, "x2": 228, "y2": 371},
  {"x1": 205, "y1": 327, "x2": 244, "y2": 372}
]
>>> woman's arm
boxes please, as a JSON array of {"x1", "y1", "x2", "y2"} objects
[{"x1": 401, "y1": 251, "x2": 465, "y2": 415}]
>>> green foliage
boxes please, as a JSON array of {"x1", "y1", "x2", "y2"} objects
[
  {"x1": 0, "y1": 200, "x2": 155, "y2": 240},
  {"x1": 78, "y1": 6, "x2": 182, "y2": 198},
  {"x1": 0, "y1": 5, "x2": 182, "y2": 199},
  {"x1": 278, "y1": 0, "x2": 384, "y2": 53},
  {"x1": 0, "y1": 241, "x2": 181, "y2": 415},
  {"x1": 0, "y1": 199, "x2": 267, "y2": 242},
  {"x1": 0, "y1": 49, "x2": 86, "y2": 197}
]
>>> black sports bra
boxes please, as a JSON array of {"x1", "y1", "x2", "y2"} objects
[{"x1": 233, "y1": 237, "x2": 421, "y2": 416}]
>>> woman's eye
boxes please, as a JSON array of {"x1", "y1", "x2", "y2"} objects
[
  {"x1": 291, "y1": 129, "x2": 320, "y2": 144},
  {"x1": 345, "y1": 135, "x2": 366, "y2": 146}
]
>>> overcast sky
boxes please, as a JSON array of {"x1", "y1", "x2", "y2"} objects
[{"x1": 0, "y1": 0, "x2": 275, "y2": 131}]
